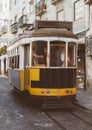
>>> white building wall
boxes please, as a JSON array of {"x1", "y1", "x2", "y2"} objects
[
  {"x1": 86, "y1": 56, "x2": 92, "y2": 92},
  {"x1": 85, "y1": 3, "x2": 92, "y2": 92},
  {"x1": 0, "y1": 0, "x2": 9, "y2": 76}
]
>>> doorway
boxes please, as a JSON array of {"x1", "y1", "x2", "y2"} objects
[
  {"x1": 4, "y1": 58, "x2": 6, "y2": 75},
  {"x1": 76, "y1": 44, "x2": 85, "y2": 90}
]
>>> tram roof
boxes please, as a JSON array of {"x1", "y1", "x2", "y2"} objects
[{"x1": 31, "y1": 28, "x2": 77, "y2": 39}]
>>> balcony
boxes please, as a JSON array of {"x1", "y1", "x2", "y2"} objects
[
  {"x1": 0, "y1": 46, "x2": 7, "y2": 56},
  {"x1": 11, "y1": 22, "x2": 18, "y2": 34},
  {"x1": 19, "y1": 15, "x2": 27, "y2": 28},
  {"x1": 29, "y1": 0, "x2": 33, "y2": 3},
  {"x1": 36, "y1": 1, "x2": 46, "y2": 16},
  {"x1": 84, "y1": 0, "x2": 92, "y2": 4},
  {"x1": 51, "y1": 0, "x2": 61, "y2": 5},
  {"x1": 2, "y1": 25, "x2": 8, "y2": 34}
]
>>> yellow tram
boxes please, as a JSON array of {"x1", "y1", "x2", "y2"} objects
[{"x1": 8, "y1": 20, "x2": 77, "y2": 104}]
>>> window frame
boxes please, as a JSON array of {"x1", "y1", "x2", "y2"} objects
[
  {"x1": 68, "y1": 42, "x2": 76, "y2": 67},
  {"x1": 74, "y1": 0, "x2": 84, "y2": 21},
  {"x1": 31, "y1": 41, "x2": 48, "y2": 67},
  {"x1": 50, "y1": 41, "x2": 66, "y2": 67}
]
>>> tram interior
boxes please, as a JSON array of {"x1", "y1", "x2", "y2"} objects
[{"x1": 32, "y1": 41, "x2": 76, "y2": 67}]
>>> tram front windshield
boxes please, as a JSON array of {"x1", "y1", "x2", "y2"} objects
[
  {"x1": 32, "y1": 41, "x2": 76, "y2": 67},
  {"x1": 50, "y1": 41, "x2": 66, "y2": 67},
  {"x1": 32, "y1": 41, "x2": 47, "y2": 67}
]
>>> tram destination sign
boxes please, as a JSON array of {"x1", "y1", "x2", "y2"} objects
[{"x1": 34, "y1": 20, "x2": 73, "y2": 32}]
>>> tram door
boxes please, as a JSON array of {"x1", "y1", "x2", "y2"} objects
[{"x1": 24, "y1": 44, "x2": 30, "y2": 90}]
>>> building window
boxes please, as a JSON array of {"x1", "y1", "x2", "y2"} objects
[
  {"x1": 15, "y1": 0, "x2": 16, "y2": 5},
  {"x1": 90, "y1": 5, "x2": 92, "y2": 26},
  {"x1": 0, "y1": 2, "x2": 2, "y2": 12},
  {"x1": 22, "y1": 7, "x2": 26, "y2": 15},
  {"x1": 47, "y1": 0, "x2": 52, "y2": 8},
  {"x1": 9, "y1": 0, "x2": 12, "y2": 10},
  {"x1": 29, "y1": 3, "x2": 34, "y2": 13},
  {"x1": 57, "y1": 10, "x2": 64, "y2": 21},
  {"x1": 15, "y1": 15, "x2": 17, "y2": 22},
  {"x1": 74, "y1": 0, "x2": 84, "y2": 21}
]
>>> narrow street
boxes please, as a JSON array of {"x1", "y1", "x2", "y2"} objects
[{"x1": 0, "y1": 77, "x2": 92, "y2": 130}]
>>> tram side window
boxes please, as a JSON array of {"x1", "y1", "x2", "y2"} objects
[
  {"x1": 15, "y1": 55, "x2": 19, "y2": 68},
  {"x1": 68, "y1": 43, "x2": 76, "y2": 67},
  {"x1": 32, "y1": 41, "x2": 47, "y2": 67},
  {"x1": 9, "y1": 55, "x2": 19, "y2": 69},
  {"x1": 10, "y1": 57, "x2": 15, "y2": 69},
  {"x1": 9, "y1": 57, "x2": 11, "y2": 68},
  {"x1": 50, "y1": 41, "x2": 66, "y2": 67}
]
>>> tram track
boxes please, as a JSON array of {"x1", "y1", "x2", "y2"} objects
[
  {"x1": 40, "y1": 103, "x2": 92, "y2": 130},
  {"x1": 71, "y1": 102, "x2": 92, "y2": 126},
  {"x1": 41, "y1": 108, "x2": 66, "y2": 130}
]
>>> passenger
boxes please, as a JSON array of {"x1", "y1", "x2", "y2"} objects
[
  {"x1": 32, "y1": 46, "x2": 43, "y2": 65},
  {"x1": 56, "y1": 48, "x2": 65, "y2": 67},
  {"x1": 43, "y1": 47, "x2": 47, "y2": 66},
  {"x1": 68, "y1": 52, "x2": 73, "y2": 67},
  {"x1": 11, "y1": 57, "x2": 14, "y2": 69}
]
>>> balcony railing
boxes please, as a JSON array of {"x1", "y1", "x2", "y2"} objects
[
  {"x1": 19, "y1": 15, "x2": 27, "y2": 28},
  {"x1": 2, "y1": 25, "x2": 8, "y2": 34},
  {"x1": 29, "y1": 0, "x2": 33, "y2": 3},
  {"x1": 51, "y1": 0, "x2": 61, "y2": 5},
  {"x1": 0, "y1": 46, "x2": 7, "y2": 56},
  {"x1": 36, "y1": 0, "x2": 46, "y2": 16},
  {"x1": 84, "y1": 0, "x2": 92, "y2": 4},
  {"x1": 11, "y1": 22, "x2": 18, "y2": 34}
]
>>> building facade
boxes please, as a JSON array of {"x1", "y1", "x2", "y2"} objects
[
  {"x1": 72, "y1": 0, "x2": 87, "y2": 90},
  {"x1": 84, "y1": 0, "x2": 92, "y2": 92},
  {"x1": 9, "y1": 0, "x2": 73, "y2": 45},
  {"x1": 0, "y1": 0, "x2": 9, "y2": 75}
]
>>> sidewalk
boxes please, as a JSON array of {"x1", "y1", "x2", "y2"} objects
[
  {"x1": 0, "y1": 75, "x2": 8, "y2": 79},
  {"x1": 76, "y1": 89, "x2": 92, "y2": 110}
]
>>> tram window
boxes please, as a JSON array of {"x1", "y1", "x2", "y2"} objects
[
  {"x1": 50, "y1": 41, "x2": 66, "y2": 67},
  {"x1": 10, "y1": 56, "x2": 15, "y2": 69},
  {"x1": 9, "y1": 55, "x2": 19, "y2": 69},
  {"x1": 32, "y1": 41, "x2": 47, "y2": 67},
  {"x1": 68, "y1": 43, "x2": 76, "y2": 67},
  {"x1": 15, "y1": 55, "x2": 19, "y2": 68},
  {"x1": 9, "y1": 57, "x2": 11, "y2": 67},
  {"x1": 17, "y1": 55, "x2": 19, "y2": 68}
]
